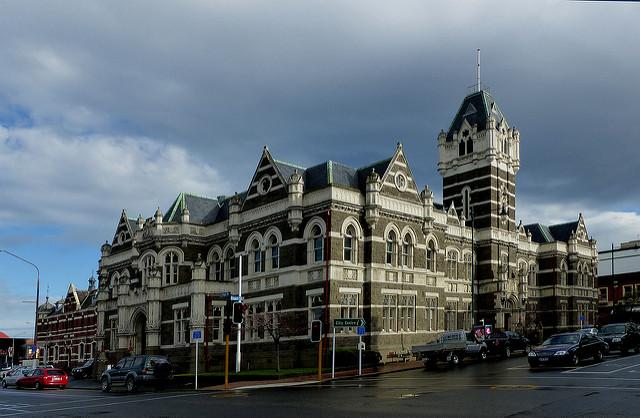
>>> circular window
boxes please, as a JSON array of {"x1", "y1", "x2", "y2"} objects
[
  {"x1": 394, "y1": 172, "x2": 407, "y2": 192},
  {"x1": 257, "y1": 175, "x2": 272, "y2": 195}
]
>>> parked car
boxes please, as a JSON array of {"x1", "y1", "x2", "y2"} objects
[
  {"x1": 100, "y1": 355, "x2": 173, "y2": 393},
  {"x1": 578, "y1": 327, "x2": 599, "y2": 336},
  {"x1": 16, "y1": 368, "x2": 68, "y2": 389},
  {"x1": 598, "y1": 323, "x2": 640, "y2": 354},
  {"x1": 528, "y1": 332, "x2": 607, "y2": 368},
  {"x1": 1, "y1": 368, "x2": 33, "y2": 388},
  {"x1": 412, "y1": 330, "x2": 488, "y2": 368},
  {"x1": 485, "y1": 331, "x2": 531, "y2": 358},
  {"x1": 72, "y1": 358, "x2": 95, "y2": 379}
]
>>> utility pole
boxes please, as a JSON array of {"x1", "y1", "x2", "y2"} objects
[{"x1": 236, "y1": 253, "x2": 243, "y2": 373}]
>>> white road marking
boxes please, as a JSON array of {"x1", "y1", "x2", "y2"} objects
[
  {"x1": 564, "y1": 362, "x2": 640, "y2": 374},
  {"x1": 0, "y1": 391, "x2": 212, "y2": 417}
]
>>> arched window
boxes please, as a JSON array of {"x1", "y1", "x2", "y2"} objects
[
  {"x1": 269, "y1": 235, "x2": 279, "y2": 270},
  {"x1": 386, "y1": 230, "x2": 397, "y2": 266},
  {"x1": 560, "y1": 260, "x2": 568, "y2": 286},
  {"x1": 163, "y1": 251, "x2": 179, "y2": 285},
  {"x1": 211, "y1": 252, "x2": 223, "y2": 281},
  {"x1": 465, "y1": 253, "x2": 474, "y2": 281},
  {"x1": 426, "y1": 240, "x2": 437, "y2": 272},
  {"x1": 402, "y1": 234, "x2": 413, "y2": 268},
  {"x1": 225, "y1": 249, "x2": 237, "y2": 279},
  {"x1": 252, "y1": 239, "x2": 263, "y2": 274},
  {"x1": 344, "y1": 225, "x2": 355, "y2": 263},
  {"x1": 141, "y1": 254, "x2": 155, "y2": 287},
  {"x1": 466, "y1": 138, "x2": 473, "y2": 154},
  {"x1": 461, "y1": 187, "x2": 471, "y2": 221},
  {"x1": 459, "y1": 140, "x2": 465, "y2": 156},
  {"x1": 311, "y1": 225, "x2": 324, "y2": 263},
  {"x1": 447, "y1": 251, "x2": 458, "y2": 280}
]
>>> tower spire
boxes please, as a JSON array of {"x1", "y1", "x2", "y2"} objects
[{"x1": 476, "y1": 48, "x2": 481, "y2": 92}]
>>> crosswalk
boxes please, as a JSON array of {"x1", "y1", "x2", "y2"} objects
[{"x1": 0, "y1": 403, "x2": 30, "y2": 414}]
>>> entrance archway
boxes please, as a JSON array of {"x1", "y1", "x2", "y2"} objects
[{"x1": 133, "y1": 312, "x2": 147, "y2": 355}]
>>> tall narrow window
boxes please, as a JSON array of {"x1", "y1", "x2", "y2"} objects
[
  {"x1": 402, "y1": 234, "x2": 413, "y2": 268},
  {"x1": 344, "y1": 225, "x2": 355, "y2": 262},
  {"x1": 382, "y1": 294, "x2": 397, "y2": 332},
  {"x1": 427, "y1": 240, "x2": 436, "y2": 272},
  {"x1": 447, "y1": 251, "x2": 458, "y2": 280},
  {"x1": 252, "y1": 240, "x2": 263, "y2": 274},
  {"x1": 211, "y1": 306, "x2": 223, "y2": 342},
  {"x1": 466, "y1": 138, "x2": 473, "y2": 154},
  {"x1": 399, "y1": 295, "x2": 415, "y2": 331},
  {"x1": 311, "y1": 225, "x2": 324, "y2": 262},
  {"x1": 141, "y1": 254, "x2": 155, "y2": 287},
  {"x1": 462, "y1": 187, "x2": 471, "y2": 221},
  {"x1": 459, "y1": 140, "x2": 465, "y2": 156},
  {"x1": 386, "y1": 230, "x2": 397, "y2": 265},
  {"x1": 269, "y1": 235, "x2": 279, "y2": 270},
  {"x1": 174, "y1": 308, "x2": 190, "y2": 345},
  {"x1": 226, "y1": 249, "x2": 237, "y2": 279},
  {"x1": 560, "y1": 260, "x2": 568, "y2": 286},
  {"x1": 464, "y1": 253, "x2": 473, "y2": 281},
  {"x1": 163, "y1": 251, "x2": 179, "y2": 285},
  {"x1": 426, "y1": 297, "x2": 438, "y2": 331}
]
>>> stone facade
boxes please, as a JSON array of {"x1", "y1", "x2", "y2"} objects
[{"x1": 96, "y1": 88, "x2": 598, "y2": 371}]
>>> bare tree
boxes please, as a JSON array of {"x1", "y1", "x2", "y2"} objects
[{"x1": 251, "y1": 310, "x2": 307, "y2": 372}]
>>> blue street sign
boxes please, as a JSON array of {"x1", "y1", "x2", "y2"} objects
[
  {"x1": 192, "y1": 330, "x2": 202, "y2": 340},
  {"x1": 579, "y1": 315, "x2": 585, "y2": 322},
  {"x1": 357, "y1": 326, "x2": 366, "y2": 335},
  {"x1": 230, "y1": 295, "x2": 242, "y2": 301}
]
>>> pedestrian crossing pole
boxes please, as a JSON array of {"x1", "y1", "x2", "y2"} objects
[
  {"x1": 224, "y1": 334, "x2": 230, "y2": 389},
  {"x1": 317, "y1": 338, "x2": 323, "y2": 382}
]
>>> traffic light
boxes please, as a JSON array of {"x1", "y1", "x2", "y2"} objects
[
  {"x1": 232, "y1": 302, "x2": 244, "y2": 324},
  {"x1": 310, "y1": 319, "x2": 322, "y2": 342}
]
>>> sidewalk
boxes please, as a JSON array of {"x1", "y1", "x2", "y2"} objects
[
  {"x1": 65, "y1": 360, "x2": 424, "y2": 392},
  {"x1": 203, "y1": 359, "x2": 423, "y2": 391}
]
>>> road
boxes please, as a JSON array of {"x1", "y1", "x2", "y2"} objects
[{"x1": 2, "y1": 352, "x2": 640, "y2": 416}]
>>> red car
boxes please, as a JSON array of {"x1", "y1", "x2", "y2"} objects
[{"x1": 16, "y1": 368, "x2": 68, "y2": 390}]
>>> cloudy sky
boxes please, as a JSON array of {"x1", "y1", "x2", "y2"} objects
[{"x1": 1, "y1": 0, "x2": 639, "y2": 337}]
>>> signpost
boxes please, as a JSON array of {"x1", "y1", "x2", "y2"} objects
[
  {"x1": 579, "y1": 314, "x2": 585, "y2": 328},
  {"x1": 331, "y1": 318, "x2": 366, "y2": 378},
  {"x1": 192, "y1": 329, "x2": 203, "y2": 390}
]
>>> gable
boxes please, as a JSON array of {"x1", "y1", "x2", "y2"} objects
[
  {"x1": 379, "y1": 144, "x2": 421, "y2": 204},
  {"x1": 242, "y1": 147, "x2": 289, "y2": 212},
  {"x1": 111, "y1": 210, "x2": 134, "y2": 247}
]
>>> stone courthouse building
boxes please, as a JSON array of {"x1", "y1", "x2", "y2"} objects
[{"x1": 96, "y1": 88, "x2": 599, "y2": 370}]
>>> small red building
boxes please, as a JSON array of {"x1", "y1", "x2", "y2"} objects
[{"x1": 36, "y1": 276, "x2": 97, "y2": 370}]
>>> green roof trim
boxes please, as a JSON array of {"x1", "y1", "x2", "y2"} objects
[{"x1": 273, "y1": 159, "x2": 306, "y2": 170}]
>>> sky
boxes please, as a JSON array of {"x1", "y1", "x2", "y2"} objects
[{"x1": 1, "y1": 0, "x2": 639, "y2": 337}]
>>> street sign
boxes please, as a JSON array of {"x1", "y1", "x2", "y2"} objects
[
  {"x1": 230, "y1": 295, "x2": 242, "y2": 302},
  {"x1": 579, "y1": 315, "x2": 585, "y2": 322},
  {"x1": 192, "y1": 329, "x2": 203, "y2": 342},
  {"x1": 334, "y1": 318, "x2": 365, "y2": 328},
  {"x1": 357, "y1": 326, "x2": 366, "y2": 335}
]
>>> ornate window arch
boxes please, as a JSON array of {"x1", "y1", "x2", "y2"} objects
[
  {"x1": 426, "y1": 235, "x2": 438, "y2": 272},
  {"x1": 463, "y1": 251, "x2": 474, "y2": 281},
  {"x1": 305, "y1": 217, "x2": 326, "y2": 264},
  {"x1": 401, "y1": 227, "x2": 416, "y2": 268},
  {"x1": 341, "y1": 217, "x2": 362, "y2": 264},
  {"x1": 158, "y1": 247, "x2": 184, "y2": 286},
  {"x1": 223, "y1": 245, "x2": 237, "y2": 280},
  {"x1": 528, "y1": 263, "x2": 537, "y2": 286},
  {"x1": 109, "y1": 272, "x2": 120, "y2": 299},
  {"x1": 139, "y1": 251, "x2": 157, "y2": 287},
  {"x1": 207, "y1": 246, "x2": 224, "y2": 281},
  {"x1": 264, "y1": 227, "x2": 282, "y2": 271},
  {"x1": 461, "y1": 186, "x2": 472, "y2": 221}
]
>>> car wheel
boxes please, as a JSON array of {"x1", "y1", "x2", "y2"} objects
[
  {"x1": 59, "y1": 386, "x2": 65, "y2": 390},
  {"x1": 504, "y1": 347, "x2": 512, "y2": 359},
  {"x1": 126, "y1": 377, "x2": 136, "y2": 394},
  {"x1": 594, "y1": 349, "x2": 604, "y2": 362},
  {"x1": 571, "y1": 354, "x2": 580, "y2": 367},
  {"x1": 450, "y1": 353, "x2": 460, "y2": 366},
  {"x1": 101, "y1": 377, "x2": 111, "y2": 393},
  {"x1": 480, "y1": 350, "x2": 488, "y2": 361},
  {"x1": 82, "y1": 372, "x2": 88, "y2": 379},
  {"x1": 1, "y1": 380, "x2": 6, "y2": 389},
  {"x1": 35, "y1": 382, "x2": 42, "y2": 390}
]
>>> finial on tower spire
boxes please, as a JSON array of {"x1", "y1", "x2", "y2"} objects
[{"x1": 476, "y1": 48, "x2": 481, "y2": 92}]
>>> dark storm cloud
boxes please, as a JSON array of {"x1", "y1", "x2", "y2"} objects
[{"x1": 0, "y1": 0, "x2": 638, "y2": 245}]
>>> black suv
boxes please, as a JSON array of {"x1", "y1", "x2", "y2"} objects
[
  {"x1": 71, "y1": 359, "x2": 95, "y2": 379},
  {"x1": 100, "y1": 355, "x2": 173, "y2": 393},
  {"x1": 599, "y1": 323, "x2": 640, "y2": 355}
]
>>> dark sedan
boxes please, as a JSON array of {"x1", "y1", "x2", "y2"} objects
[
  {"x1": 598, "y1": 323, "x2": 640, "y2": 355},
  {"x1": 528, "y1": 332, "x2": 607, "y2": 368},
  {"x1": 72, "y1": 359, "x2": 95, "y2": 379}
]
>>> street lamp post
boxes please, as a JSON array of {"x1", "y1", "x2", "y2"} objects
[{"x1": 0, "y1": 249, "x2": 40, "y2": 347}]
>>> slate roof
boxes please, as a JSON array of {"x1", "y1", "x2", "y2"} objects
[
  {"x1": 446, "y1": 90, "x2": 508, "y2": 141},
  {"x1": 525, "y1": 221, "x2": 579, "y2": 244},
  {"x1": 127, "y1": 218, "x2": 138, "y2": 233},
  {"x1": 163, "y1": 192, "x2": 247, "y2": 226}
]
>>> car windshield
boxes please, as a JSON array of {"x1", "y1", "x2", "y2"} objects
[
  {"x1": 82, "y1": 360, "x2": 94, "y2": 367},
  {"x1": 542, "y1": 334, "x2": 579, "y2": 346},
  {"x1": 600, "y1": 325, "x2": 626, "y2": 335}
]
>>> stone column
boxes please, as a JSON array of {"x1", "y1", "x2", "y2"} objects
[{"x1": 146, "y1": 265, "x2": 162, "y2": 351}]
